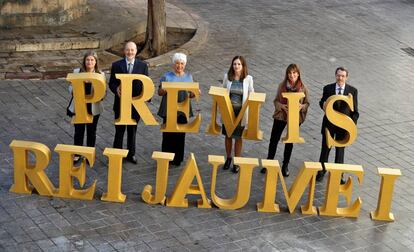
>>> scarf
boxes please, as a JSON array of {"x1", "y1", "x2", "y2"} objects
[{"x1": 279, "y1": 79, "x2": 303, "y2": 104}]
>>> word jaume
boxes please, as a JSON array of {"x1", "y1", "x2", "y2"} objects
[
  {"x1": 9, "y1": 73, "x2": 401, "y2": 222},
  {"x1": 9, "y1": 141, "x2": 400, "y2": 222}
]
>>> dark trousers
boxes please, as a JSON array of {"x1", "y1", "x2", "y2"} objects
[
  {"x1": 319, "y1": 127, "x2": 346, "y2": 171},
  {"x1": 161, "y1": 115, "x2": 187, "y2": 164},
  {"x1": 74, "y1": 115, "x2": 100, "y2": 147},
  {"x1": 113, "y1": 123, "x2": 138, "y2": 157},
  {"x1": 267, "y1": 119, "x2": 293, "y2": 164},
  {"x1": 162, "y1": 132, "x2": 186, "y2": 164}
]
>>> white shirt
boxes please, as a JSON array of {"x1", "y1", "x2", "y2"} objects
[{"x1": 335, "y1": 83, "x2": 346, "y2": 95}]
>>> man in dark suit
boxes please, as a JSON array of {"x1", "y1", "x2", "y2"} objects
[
  {"x1": 316, "y1": 67, "x2": 359, "y2": 184},
  {"x1": 109, "y1": 41, "x2": 149, "y2": 164}
]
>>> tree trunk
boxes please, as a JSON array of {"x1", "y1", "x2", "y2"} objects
[{"x1": 140, "y1": 0, "x2": 167, "y2": 58}]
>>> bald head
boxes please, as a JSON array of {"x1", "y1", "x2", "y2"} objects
[{"x1": 124, "y1": 41, "x2": 137, "y2": 61}]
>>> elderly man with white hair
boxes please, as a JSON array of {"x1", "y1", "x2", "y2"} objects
[
  {"x1": 157, "y1": 52, "x2": 197, "y2": 166},
  {"x1": 109, "y1": 41, "x2": 149, "y2": 164}
]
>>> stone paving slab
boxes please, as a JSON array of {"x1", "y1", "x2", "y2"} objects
[{"x1": 1, "y1": 0, "x2": 414, "y2": 251}]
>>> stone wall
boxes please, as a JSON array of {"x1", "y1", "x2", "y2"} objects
[{"x1": 0, "y1": 0, "x2": 88, "y2": 27}]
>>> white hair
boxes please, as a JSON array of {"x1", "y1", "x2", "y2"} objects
[{"x1": 172, "y1": 53, "x2": 187, "y2": 64}]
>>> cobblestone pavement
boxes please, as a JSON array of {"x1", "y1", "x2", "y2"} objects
[{"x1": 1, "y1": 0, "x2": 414, "y2": 251}]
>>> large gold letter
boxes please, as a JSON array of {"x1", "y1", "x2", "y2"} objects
[
  {"x1": 282, "y1": 92, "x2": 305, "y2": 143},
  {"x1": 209, "y1": 155, "x2": 259, "y2": 209},
  {"x1": 9, "y1": 140, "x2": 56, "y2": 196},
  {"x1": 166, "y1": 153, "x2": 211, "y2": 208},
  {"x1": 324, "y1": 95, "x2": 357, "y2": 148},
  {"x1": 318, "y1": 163, "x2": 364, "y2": 218},
  {"x1": 258, "y1": 161, "x2": 321, "y2": 214},
  {"x1": 242, "y1": 92, "x2": 266, "y2": 140},
  {"x1": 101, "y1": 148, "x2": 129, "y2": 203},
  {"x1": 54, "y1": 144, "x2": 96, "y2": 200},
  {"x1": 160, "y1": 82, "x2": 201, "y2": 133},
  {"x1": 206, "y1": 86, "x2": 266, "y2": 140},
  {"x1": 370, "y1": 168, "x2": 401, "y2": 221},
  {"x1": 115, "y1": 74, "x2": 158, "y2": 125},
  {"x1": 257, "y1": 159, "x2": 279, "y2": 213},
  {"x1": 142, "y1": 151, "x2": 174, "y2": 205},
  {"x1": 66, "y1": 72, "x2": 106, "y2": 124}
]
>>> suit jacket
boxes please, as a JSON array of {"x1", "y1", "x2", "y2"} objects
[
  {"x1": 109, "y1": 58, "x2": 149, "y2": 120},
  {"x1": 222, "y1": 73, "x2": 254, "y2": 126},
  {"x1": 319, "y1": 83, "x2": 359, "y2": 134}
]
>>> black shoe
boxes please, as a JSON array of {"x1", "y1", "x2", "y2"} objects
[
  {"x1": 232, "y1": 165, "x2": 240, "y2": 173},
  {"x1": 340, "y1": 175, "x2": 346, "y2": 185},
  {"x1": 316, "y1": 170, "x2": 326, "y2": 182},
  {"x1": 126, "y1": 155, "x2": 137, "y2": 164},
  {"x1": 170, "y1": 160, "x2": 181, "y2": 166},
  {"x1": 73, "y1": 155, "x2": 83, "y2": 166},
  {"x1": 282, "y1": 163, "x2": 289, "y2": 177},
  {"x1": 223, "y1": 158, "x2": 232, "y2": 170},
  {"x1": 260, "y1": 168, "x2": 266, "y2": 174}
]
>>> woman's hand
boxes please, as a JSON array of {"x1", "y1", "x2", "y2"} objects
[
  {"x1": 158, "y1": 88, "x2": 167, "y2": 96},
  {"x1": 189, "y1": 89, "x2": 201, "y2": 98},
  {"x1": 117, "y1": 86, "x2": 121, "y2": 97},
  {"x1": 281, "y1": 104, "x2": 288, "y2": 112}
]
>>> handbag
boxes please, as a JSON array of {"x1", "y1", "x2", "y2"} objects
[{"x1": 66, "y1": 96, "x2": 75, "y2": 117}]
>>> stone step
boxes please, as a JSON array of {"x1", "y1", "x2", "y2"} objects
[
  {"x1": 0, "y1": 37, "x2": 100, "y2": 52},
  {"x1": 0, "y1": 0, "x2": 206, "y2": 80}
]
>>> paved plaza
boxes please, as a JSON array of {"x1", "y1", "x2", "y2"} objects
[{"x1": 1, "y1": 0, "x2": 414, "y2": 251}]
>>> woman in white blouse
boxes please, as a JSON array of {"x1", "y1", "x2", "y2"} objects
[
  {"x1": 221, "y1": 55, "x2": 254, "y2": 173},
  {"x1": 67, "y1": 51, "x2": 104, "y2": 164}
]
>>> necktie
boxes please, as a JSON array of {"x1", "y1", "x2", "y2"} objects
[
  {"x1": 338, "y1": 87, "x2": 343, "y2": 95},
  {"x1": 127, "y1": 63, "x2": 133, "y2": 73}
]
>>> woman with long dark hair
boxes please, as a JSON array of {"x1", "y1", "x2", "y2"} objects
[
  {"x1": 67, "y1": 51, "x2": 104, "y2": 164},
  {"x1": 262, "y1": 64, "x2": 309, "y2": 176},
  {"x1": 221, "y1": 56, "x2": 254, "y2": 173}
]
